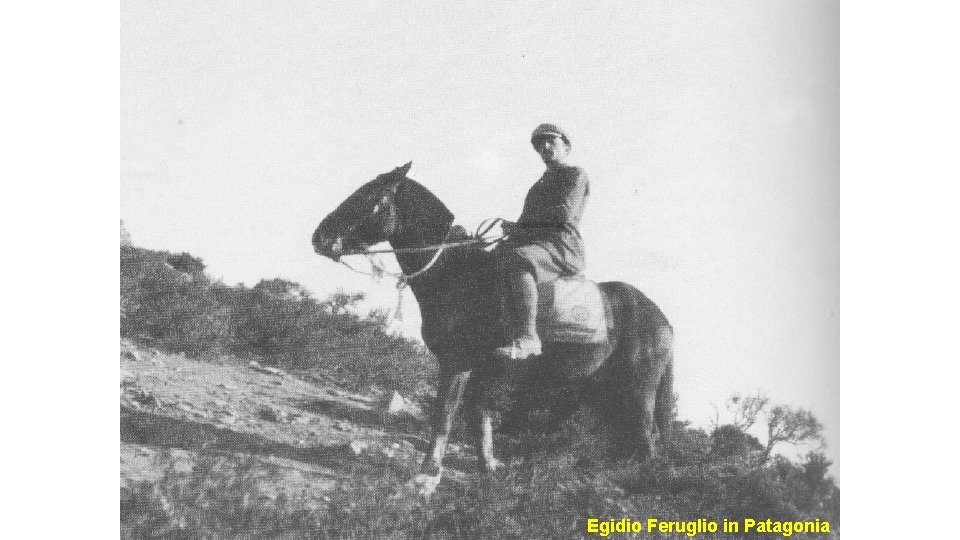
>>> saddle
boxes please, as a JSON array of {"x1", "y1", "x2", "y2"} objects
[{"x1": 536, "y1": 276, "x2": 609, "y2": 344}]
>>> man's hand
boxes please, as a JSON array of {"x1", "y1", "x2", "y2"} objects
[{"x1": 479, "y1": 219, "x2": 515, "y2": 249}]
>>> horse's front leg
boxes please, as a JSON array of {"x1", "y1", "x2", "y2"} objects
[{"x1": 414, "y1": 367, "x2": 470, "y2": 496}]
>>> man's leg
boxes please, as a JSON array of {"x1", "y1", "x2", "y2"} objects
[{"x1": 494, "y1": 270, "x2": 542, "y2": 360}]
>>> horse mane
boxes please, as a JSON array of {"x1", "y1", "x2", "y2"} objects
[
  {"x1": 394, "y1": 178, "x2": 452, "y2": 241},
  {"x1": 395, "y1": 178, "x2": 497, "y2": 282}
]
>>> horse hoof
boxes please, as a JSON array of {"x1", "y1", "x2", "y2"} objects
[
  {"x1": 408, "y1": 472, "x2": 443, "y2": 499},
  {"x1": 480, "y1": 458, "x2": 505, "y2": 474}
]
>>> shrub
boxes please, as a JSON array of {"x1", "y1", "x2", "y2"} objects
[
  {"x1": 664, "y1": 421, "x2": 710, "y2": 466},
  {"x1": 120, "y1": 246, "x2": 232, "y2": 356},
  {"x1": 708, "y1": 424, "x2": 764, "y2": 462},
  {"x1": 119, "y1": 244, "x2": 435, "y2": 394}
]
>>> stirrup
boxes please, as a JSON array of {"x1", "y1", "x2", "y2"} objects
[{"x1": 494, "y1": 335, "x2": 543, "y2": 361}]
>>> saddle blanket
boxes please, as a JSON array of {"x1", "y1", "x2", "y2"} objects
[{"x1": 536, "y1": 277, "x2": 609, "y2": 344}]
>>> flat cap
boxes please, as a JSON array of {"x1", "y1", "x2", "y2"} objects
[{"x1": 530, "y1": 123, "x2": 571, "y2": 147}]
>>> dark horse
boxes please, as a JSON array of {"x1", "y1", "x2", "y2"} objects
[{"x1": 313, "y1": 162, "x2": 674, "y2": 495}]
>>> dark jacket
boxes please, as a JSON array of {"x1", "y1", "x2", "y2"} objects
[{"x1": 500, "y1": 165, "x2": 590, "y2": 279}]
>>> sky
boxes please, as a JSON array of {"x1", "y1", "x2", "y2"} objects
[{"x1": 121, "y1": 1, "x2": 839, "y2": 471}]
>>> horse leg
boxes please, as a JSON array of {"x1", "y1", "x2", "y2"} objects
[
  {"x1": 474, "y1": 408, "x2": 504, "y2": 473},
  {"x1": 415, "y1": 367, "x2": 470, "y2": 496}
]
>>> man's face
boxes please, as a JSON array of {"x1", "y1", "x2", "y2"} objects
[{"x1": 534, "y1": 135, "x2": 570, "y2": 167}]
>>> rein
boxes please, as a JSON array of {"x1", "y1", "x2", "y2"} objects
[
  {"x1": 336, "y1": 218, "x2": 506, "y2": 323},
  {"x1": 337, "y1": 226, "x2": 454, "y2": 283},
  {"x1": 337, "y1": 217, "x2": 506, "y2": 282}
]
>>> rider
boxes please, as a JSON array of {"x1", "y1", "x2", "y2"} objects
[{"x1": 493, "y1": 123, "x2": 590, "y2": 360}]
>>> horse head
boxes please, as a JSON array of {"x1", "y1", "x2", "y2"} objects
[{"x1": 312, "y1": 161, "x2": 412, "y2": 260}]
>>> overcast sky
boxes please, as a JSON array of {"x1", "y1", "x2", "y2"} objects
[{"x1": 121, "y1": 1, "x2": 839, "y2": 470}]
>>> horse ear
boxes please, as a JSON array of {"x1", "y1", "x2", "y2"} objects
[{"x1": 386, "y1": 161, "x2": 412, "y2": 194}]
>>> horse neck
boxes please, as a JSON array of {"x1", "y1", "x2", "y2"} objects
[{"x1": 389, "y1": 179, "x2": 455, "y2": 301}]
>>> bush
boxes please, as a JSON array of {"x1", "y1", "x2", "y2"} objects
[
  {"x1": 120, "y1": 244, "x2": 435, "y2": 394},
  {"x1": 120, "y1": 246, "x2": 232, "y2": 356},
  {"x1": 665, "y1": 421, "x2": 710, "y2": 466}
]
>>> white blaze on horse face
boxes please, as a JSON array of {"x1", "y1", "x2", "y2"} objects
[{"x1": 313, "y1": 226, "x2": 344, "y2": 258}]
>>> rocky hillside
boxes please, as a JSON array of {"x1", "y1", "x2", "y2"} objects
[{"x1": 120, "y1": 338, "x2": 465, "y2": 506}]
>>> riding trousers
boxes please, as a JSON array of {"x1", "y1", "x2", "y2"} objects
[{"x1": 494, "y1": 240, "x2": 584, "y2": 283}]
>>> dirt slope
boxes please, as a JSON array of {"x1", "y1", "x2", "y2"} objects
[{"x1": 120, "y1": 340, "x2": 467, "y2": 506}]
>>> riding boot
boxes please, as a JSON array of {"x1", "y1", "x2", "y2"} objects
[{"x1": 494, "y1": 271, "x2": 542, "y2": 360}]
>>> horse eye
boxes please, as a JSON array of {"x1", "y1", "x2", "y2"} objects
[{"x1": 372, "y1": 202, "x2": 381, "y2": 213}]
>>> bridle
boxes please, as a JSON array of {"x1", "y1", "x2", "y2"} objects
[{"x1": 332, "y1": 190, "x2": 506, "y2": 283}]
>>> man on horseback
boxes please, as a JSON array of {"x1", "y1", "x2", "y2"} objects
[
  {"x1": 493, "y1": 123, "x2": 590, "y2": 360},
  {"x1": 313, "y1": 141, "x2": 673, "y2": 490}
]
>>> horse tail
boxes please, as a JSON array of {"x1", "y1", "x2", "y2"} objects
[
  {"x1": 654, "y1": 344, "x2": 674, "y2": 442},
  {"x1": 627, "y1": 286, "x2": 674, "y2": 443},
  {"x1": 600, "y1": 281, "x2": 674, "y2": 458}
]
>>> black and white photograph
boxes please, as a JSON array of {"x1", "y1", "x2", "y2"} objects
[{"x1": 119, "y1": 1, "x2": 841, "y2": 537}]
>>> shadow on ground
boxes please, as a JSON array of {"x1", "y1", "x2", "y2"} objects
[{"x1": 122, "y1": 407, "x2": 377, "y2": 470}]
